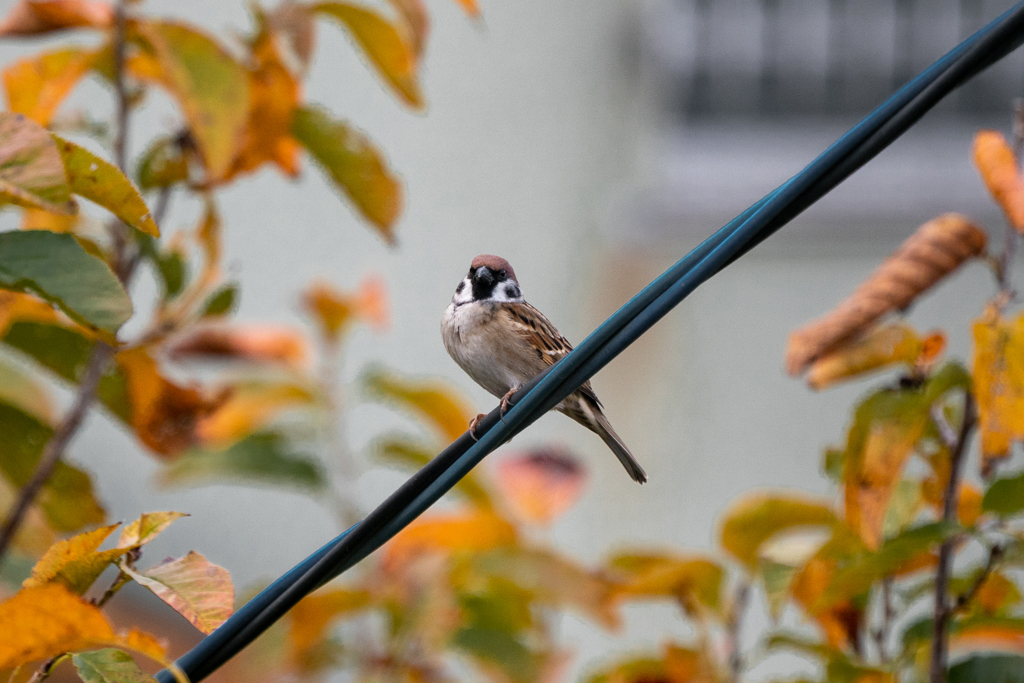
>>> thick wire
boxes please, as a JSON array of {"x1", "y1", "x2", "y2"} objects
[{"x1": 157, "y1": 5, "x2": 1024, "y2": 682}]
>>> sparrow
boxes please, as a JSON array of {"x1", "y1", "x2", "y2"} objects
[{"x1": 441, "y1": 254, "x2": 647, "y2": 484}]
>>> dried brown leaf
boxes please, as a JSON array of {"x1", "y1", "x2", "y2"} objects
[{"x1": 974, "y1": 130, "x2": 1024, "y2": 232}]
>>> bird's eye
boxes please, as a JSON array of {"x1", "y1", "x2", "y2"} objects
[{"x1": 499, "y1": 269, "x2": 506, "y2": 279}]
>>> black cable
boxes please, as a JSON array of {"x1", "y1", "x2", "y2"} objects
[{"x1": 156, "y1": 4, "x2": 1024, "y2": 681}]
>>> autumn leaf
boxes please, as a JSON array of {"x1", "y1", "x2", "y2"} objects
[
  {"x1": 120, "y1": 551, "x2": 234, "y2": 634},
  {"x1": 0, "y1": 584, "x2": 114, "y2": 669},
  {"x1": 52, "y1": 135, "x2": 159, "y2": 237},
  {"x1": 383, "y1": 510, "x2": 516, "y2": 570},
  {"x1": 786, "y1": 214, "x2": 986, "y2": 375},
  {"x1": 23, "y1": 523, "x2": 127, "y2": 594},
  {"x1": 3, "y1": 47, "x2": 98, "y2": 125},
  {"x1": 117, "y1": 346, "x2": 227, "y2": 457},
  {"x1": 224, "y1": 23, "x2": 302, "y2": 180},
  {"x1": 973, "y1": 308, "x2": 1024, "y2": 475},
  {"x1": 267, "y1": 1, "x2": 317, "y2": 74},
  {"x1": 0, "y1": 0, "x2": 112, "y2": 36},
  {"x1": 0, "y1": 111, "x2": 76, "y2": 215},
  {"x1": 117, "y1": 511, "x2": 189, "y2": 549},
  {"x1": 608, "y1": 552, "x2": 724, "y2": 618},
  {"x1": 302, "y1": 277, "x2": 389, "y2": 341},
  {"x1": 288, "y1": 588, "x2": 372, "y2": 662},
  {"x1": 974, "y1": 130, "x2": 1024, "y2": 232},
  {"x1": 129, "y1": 21, "x2": 250, "y2": 181},
  {"x1": 494, "y1": 448, "x2": 586, "y2": 524},
  {"x1": 0, "y1": 475, "x2": 55, "y2": 556},
  {"x1": 312, "y1": 2, "x2": 423, "y2": 107},
  {"x1": 789, "y1": 554, "x2": 862, "y2": 649},
  {"x1": 73, "y1": 648, "x2": 153, "y2": 683},
  {"x1": 292, "y1": 106, "x2": 402, "y2": 240},
  {"x1": 168, "y1": 325, "x2": 309, "y2": 368},
  {"x1": 195, "y1": 381, "x2": 317, "y2": 448},
  {"x1": 719, "y1": 493, "x2": 837, "y2": 570},
  {"x1": 136, "y1": 135, "x2": 189, "y2": 191},
  {"x1": 386, "y1": 0, "x2": 429, "y2": 57},
  {"x1": 452, "y1": 0, "x2": 480, "y2": 17},
  {"x1": 363, "y1": 367, "x2": 474, "y2": 443},
  {"x1": 806, "y1": 323, "x2": 946, "y2": 390}
]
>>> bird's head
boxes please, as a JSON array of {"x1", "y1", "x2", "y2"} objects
[{"x1": 452, "y1": 254, "x2": 522, "y2": 305}]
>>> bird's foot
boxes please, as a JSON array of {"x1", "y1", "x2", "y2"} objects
[
  {"x1": 499, "y1": 389, "x2": 517, "y2": 421},
  {"x1": 468, "y1": 413, "x2": 486, "y2": 441}
]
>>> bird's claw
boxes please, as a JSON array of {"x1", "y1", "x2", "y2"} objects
[
  {"x1": 468, "y1": 413, "x2": 486, "y2": 442},
  {"x1": 499, "y1": 389, "x2": 517, "y2": 422}
]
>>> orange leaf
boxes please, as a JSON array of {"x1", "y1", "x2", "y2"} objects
[
  {"x1": 302, "y1": 277, "x2": 388, "y2": 341},
  {"x1": 119, "y1": 628, "x2": 169, "y2": 665},
  {"x1": 0, "y1": 584, "x2": 115, "y2": 669},
  {"x1": 383, "y1": 510, "x2": 516, "y2": 570},
  {"x1": 117, "y1": 511, "x2": 189, "y2": 549},
  {"x1": 168, "y1": 324, "x2": 309, "y2": 368},
  {"x1": 3, "y1": 48, "x2": 97, "y2": 126},
  {"x1": 974, "y1": 130, "x2": 1024, "y2": 232},
  {"x1": 0, "y1": 0, "x2": 112, "y2": 36},
  {"x1": 288, "y1": 588, "x2": 371, "y2": 661},
  {"x1": 959, "y1": 483, "x2": 983, "y2": 527},
  {"x1": 952, "y1": 622, "x2": 1024, "y2": 656},
  {"x1": 608, "y1": 553, "x2": 724, "y2": 616},
  {"x1": 790, "y1": 555, "x2": 861, "y2": 649},
  {"x1": 267, "y1": 1, "x2": 317, "y2": 74},
  {"x1": 495, "y1": 448, "x2": 586, "y2": 524},
  {"x1": 363, "y1": 367, "x2": 473, "y2": 443},
  {"x1": 972, "y1": 309, "x2": 1024, "y2": 475},
  {"x1": 452, "y1": 0, "x2": 479, "y2": 17},
  {"x1": 23, "y1": 523, "x2": 128, "y2": 594},
  {"x1": 120, "y1": 551, "x2": 234, "y2": 635},
  {"x1": 117, "y1": 346, "x2": 227, "y2": 457},
  {"x1": 222, "y1": 26, "x2": 302, "y2": 181},
  {"x1": 386, "y1": 0, "x2": 429, "y2": 57},
  {"x1": 196, "y1": 382, "x2": 316, "y2": 448}
]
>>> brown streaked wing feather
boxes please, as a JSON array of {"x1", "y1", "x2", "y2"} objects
[{"x1": 504, "y1": 302, "x2": 602, "y2": 408}]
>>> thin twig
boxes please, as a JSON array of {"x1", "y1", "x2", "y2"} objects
[
  {"x1": 26, "y1": 654, "x2": 69, "y2": 683},
  {"x1": 873, "y1": 576, "x2": 895, "y2": 663},
  {"x1": 726, "y1": 580, "x2": 750, "y2": 683},
  {"x1": 0, "y1": 343, "x2": 113, "y2": 561},
  {"x1": 954, "y1": 543, "x2": 1004, "y2": 613},
  {"x1": 929, "y1": 394, "x2": 976, "y2": 683}
]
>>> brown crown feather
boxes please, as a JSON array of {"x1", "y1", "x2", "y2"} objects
[{"x1": 470, "y1": 254, "x2": 517, "y2": 282}]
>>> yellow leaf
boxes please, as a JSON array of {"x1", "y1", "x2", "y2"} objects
[
  {"x1": 3, "y1": 47, "x2": 97, "y2": 125},
  {"x1": 119, "y1": 628, "x2": 169, "y2": 665},
  {"x1": 806, "y1": 324, "x2": 940, "y2": 390},
  {"x1": 363, "y1": 367, "x2": 474, "y2": 443},
  {"x1": 0, "y1": 112, "x2": 76, "y2": 215},
  {"x1": 494, "y1": 448, "x2": 586, "y2": 524},
  {"x1": 719, "y1": 493, "x2": 837, "y2": 570},
  {"x1": 383, "y1": 510, "x2": 516, "y2": 570},
  {"x1": 790, "y1": 555, "x2": 861, "y2": 649},
  {"x1": 0, "y1": 584, "x2": 114, "y2": 669},
  {"x1": 0, "y1": 0, "x2": 112, "y2": 36},
  {"x1": 973, "y1": 310, "x2": 1024, "y2": 475},
  {"x1": 974, "y1": 130, "x2": 1024, "y2": 232},
  {"x1": 959, "y1": 483, "x2": 983, "y2": 527},
  {"x1": 23, "y1": 523, "x2": 127, "y2": 594},
  {"x1": 312, "y1": 2, "x2": 422, "y2": 107},
  {"x1": 120, "y1": 551, "x2": 234, "y2": 635},
  {"x1": 608, "y1": 552, "x2": 723, "y2": 616},
  {"x1": 130, "y1": 21, "x2": 250, "y2": 180},
  {"x1": 288, "y1": 588, "x2": 371, "y2": 661},
  {"x1": 168, "y1": 324, "x2": 309, "y2": 368},
  {"x1": 51, "y1": 135, "x2": 159, "y2": 237},
  {"x1": 117, "y1": 511, "x2": 189, "y2": 549}
]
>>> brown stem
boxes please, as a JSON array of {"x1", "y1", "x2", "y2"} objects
[
  {"x1": 26, "y1": 654, "x2": 69, "y2": 683},
  {"x1": 954, "y1": 543, "x2": 1004, "y2": 613},
  {"x1": 929, "y1": 394, "x2": 976, "y2": 683},
  {"x1": 0, "y1": 344, "x2": 114, "y2": 561},
  {"x1": 726, "y1": 580, "x2": 750, "y2": 683}
]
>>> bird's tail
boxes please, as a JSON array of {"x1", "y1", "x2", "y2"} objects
[{"x1": 571, "y1": 399, "x2": 646, "y2": 484}]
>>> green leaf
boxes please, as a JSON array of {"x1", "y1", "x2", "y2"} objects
[
  {"x1": 453, "y1": 581, "x2": 542, "y2": 683},
  {"x1": 292, "y1": 106, "x2": 401, "y2": 241},
  {"x1": 136, "y1": 135, "x2": 188, "y2": 191},
  {"x1": 311, "y1": 3, "x2": 422, "y2": 107},
  {"x1": 120, "y1": 551, "x2": 233, "y2": 635},
  {"x1": 158, "y1": 432, "x2": 326, "y2": 491},
  {"x1": 949, "y1": 655, "x2": 1024, "y2": 683},
  {"x1": 0, "y1": 112, "x2": 76, "y2": 214},
  {"x1": 719, "y1": 494, "x2": 838, "y2": 570},
  {"x1": 983, "y1": 471, "x2": 1024, "y2": 517},
  {"x1": 133, "y1": 21, "x2": 249, "y2": 180},
  {"x1": 0, "y1": 231, "x2": 132, "y2": 334},
  {"x1": 0, "y1": 353, "x2": 52, "y2": 423},
  {"x1": 200, "y1": 283, "x2": 237, "y2": 317},
  {"x1": 0, "y1": 402, "x2": 104, "y2": 533},
  {"x1": 2, "y1": 321, "x2": 131, "y2": 422},
  {"x1": 51, "y1": 136, "x2": 158, "y2": 237},
  {"x1": 73, "y1": 649, "x2": 152, "y2": 683},
  {"x1": 157, "y1": 251, "x2": 186, "y2": 299}
]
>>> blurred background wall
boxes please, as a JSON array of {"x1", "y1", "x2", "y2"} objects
[{"x1": 3, "y1": 0, "x2": 1024, "y2": 679}]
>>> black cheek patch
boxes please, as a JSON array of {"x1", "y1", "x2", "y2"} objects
[
  {"x1": 504, "y1": 285, "x2": 520, "y2": 299},
  {"x1": 456, "y1": 281, "x2": 465, "y2": 294}
]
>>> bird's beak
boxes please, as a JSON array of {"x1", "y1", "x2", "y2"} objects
[{"x1": 472, "y1": 267, "x2": 494, "y2": 287}]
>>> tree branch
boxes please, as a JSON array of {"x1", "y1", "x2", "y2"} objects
[
  {"x1": 954, "y1": 543, "x2": 1004, "y2": 613},
  {"x1": 726, "y1": 580, "x2": 750, "y2": 683},
  {"x1": 929, "y1": 394, "x2": 976, "y2": 683}
]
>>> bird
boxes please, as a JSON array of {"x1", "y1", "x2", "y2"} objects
[{"x1": 440, "y1": 254, "x2": 647, "y2": 484}]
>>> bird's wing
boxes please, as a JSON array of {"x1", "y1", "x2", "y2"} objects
[{"x1": 502, "y1": 302, "x2": 602, "y2": 407}]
